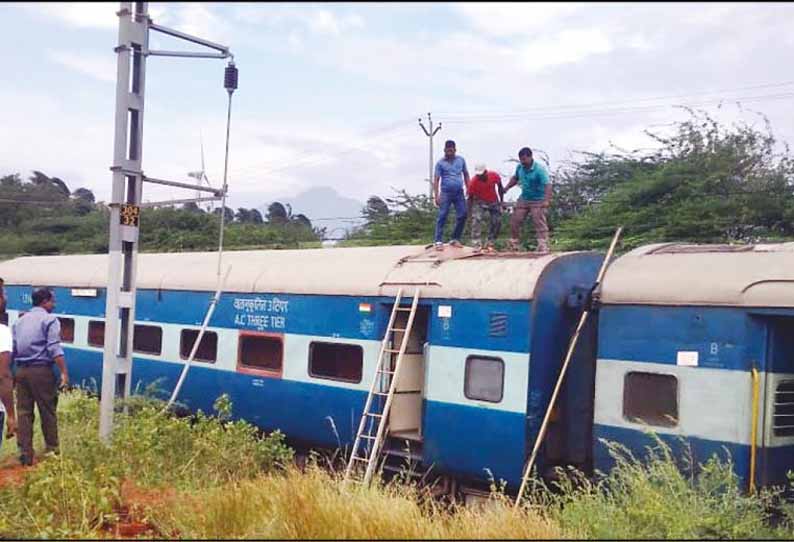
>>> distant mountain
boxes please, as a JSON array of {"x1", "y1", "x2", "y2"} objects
[{"x1": 265, "y1": 186, "x2": 365, "y2": 238}]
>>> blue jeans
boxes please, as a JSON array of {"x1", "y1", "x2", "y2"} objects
[{"x1": 434, "y1": 189, "x2": 467, "y2": 243}]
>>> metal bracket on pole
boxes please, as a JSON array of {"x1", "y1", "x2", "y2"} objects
[
  {"x1": 147, "y1": 50, "x2": 229, "y2": 59},
  {"x1": 149, "y1": 22, "x2": 231, "y2": 55},
  {"x1": 143, "y1": 175, "x2": 223, "y2": 196},
  {"x1": 141, "y1": 196, "x2": 222, "y2": 208},
  {"x1": 101, "y1": 1, "x2": 234, "y2": 441}
]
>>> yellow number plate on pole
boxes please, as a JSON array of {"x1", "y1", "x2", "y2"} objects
[{"x1": 120, "y1": 204, "x2": 140, "y2": 227}]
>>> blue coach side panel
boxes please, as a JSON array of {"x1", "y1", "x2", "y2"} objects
[{"x1": 595, "y1": 242, "x2": 794, "y2": 490}]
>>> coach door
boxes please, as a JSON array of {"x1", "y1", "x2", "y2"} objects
[
  {"x1": 760, "y1": 316, "x2": 794, "y2": 488},
  {"x1": 387, "y1": 305, "x2": 430, "y2": 441}
]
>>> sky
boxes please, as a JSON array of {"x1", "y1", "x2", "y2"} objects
[{"x1": 2, "y1": 2, "x2": 794, "y2": 218}]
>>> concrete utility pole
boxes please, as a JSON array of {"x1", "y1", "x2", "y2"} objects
[
  {"x1": 101, "y1": 1, "x2": 234, "y2": 440},
  {"x1": 418, "y1": 113, "x2": 442, "y2": 199}
]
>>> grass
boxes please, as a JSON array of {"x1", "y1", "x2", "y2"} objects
[
  {"x1": 147, "y1": 463, "x2": 563, "y2": 539},
  {"x1": 3, "y1": 390, "x2": 794, "y2": 539}
]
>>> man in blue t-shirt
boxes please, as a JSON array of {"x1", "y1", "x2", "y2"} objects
[
  {"x1": 433, "y1": 140, "x2": 470, "y2": 251},
  {"x1": 504, "y1": 146, "x2": 551, "y2": 253}
]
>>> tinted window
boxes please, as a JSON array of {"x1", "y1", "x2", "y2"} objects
[
  {"x1": 623, "y1": 372, "x2": 678, "y2": 427},
  {"x1": 239, "y1": 334, "x2": 283, "y2": 372},
  {"x1": 309, "y1": 342, "x2": 363, "y2": 383},
  {"x1": 180, "y1": 329, "x2": 217, "y2": 363},
  {"x1": 133, "y1": 324, "x2": 162, "y2": 355},
  {"x1": 464, "y1": 356, "x2": 504, "y2": 403},
  {"x1": 88, "y1": 320, "x2": 105, "y2": 347},
  {"x1": 58, "y1": 317, "x2": 75, "y2": 343}
]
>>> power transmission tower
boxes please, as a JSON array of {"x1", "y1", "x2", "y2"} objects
[
  {"x1": 418, "y1": 113, "x2": 442, "y2": 199},
  {"x1": 102, "y1": 1, "x2": 235, "y2": 440}
]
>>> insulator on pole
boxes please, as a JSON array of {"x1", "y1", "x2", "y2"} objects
[{"x1": 224, "y1": 62, "x2": 238, "y2": 94}]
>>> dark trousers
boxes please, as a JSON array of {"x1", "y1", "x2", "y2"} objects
[
  {"x1": 16, "y1": 365, "x2": 59, "y2": 461},
  {"x1": 434, "y1": 188, "x2": 468, "y2": 243}
]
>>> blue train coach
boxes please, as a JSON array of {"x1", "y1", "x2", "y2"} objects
[
  {"x1": 0, "y1": 245, "x2": 603, "y2": 491},
  {"x1": 594, "y1": 242, "x2": 794, "y2": 490}
]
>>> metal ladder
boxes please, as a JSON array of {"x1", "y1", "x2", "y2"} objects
[{"x1": 344, "y1": 288, "x2": 421, "y2": 485}]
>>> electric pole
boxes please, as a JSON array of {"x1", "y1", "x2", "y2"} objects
[
  {"x1": 418, "y1": 113, "x2": 442, "y2": 199},
  {"x1": 101, "y1": 1, "x2": 234, "y2": 440}
]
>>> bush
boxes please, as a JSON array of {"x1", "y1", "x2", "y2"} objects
[
  {"x1": 110, "y1": 394, "x2": 293, "y2": 489},
  {"x1": 0, "y1": 454, "x2": 121, "y2": 538},
  {"x1": 535, "y1": 437, "x2": 788, "y2": 539},
  {"x1": 0, "y1": 390, "x2": 295, "y2": 538}
]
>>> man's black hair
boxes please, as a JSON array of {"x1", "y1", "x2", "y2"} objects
[
  {"x1": 444, "y1": 140, "x2": 456, "y2": 149},
  {"x1": 518, "y1": 147, "x2": 532, "y2": 158},
  {"x1": 32, "y1": 288, "x2": 53, "y2": 307}
]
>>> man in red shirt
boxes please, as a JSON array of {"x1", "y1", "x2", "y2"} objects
[{"x1": 467, "y1": 164, "x2": 504, "y2": 253}]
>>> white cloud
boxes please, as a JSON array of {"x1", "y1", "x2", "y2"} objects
[
  {"x1": 22, "y1": 2, "x2": 118, "y2": 29},
  {"x1": 48, "y1": 50, "x2": 116, "y2": 83},
  {"x1": 229, "y1": 4, "x2": 365, "y2": 37},
  {"x1": 308, "y1": 10, "x2": 340, "y2": 35},
  {"x1": 456, "y1": 2, "x2": 585, "y2": 36},
  {"x1": 21, "y1": 2, "x2": 169, "y2": 30},
  {"x1": 521, "y1": 28, "x2": 612, "y2": 71},
  {"x1": 164, "y1": 3, "x2": 232, "y2": 45}
]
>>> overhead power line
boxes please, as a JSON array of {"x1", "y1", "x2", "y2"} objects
[
  {"x1": 437, "y1": 79, "x2": 794, "y2": 119},
  {"x1": 441, "y1": 92, "x2": 794, "y2": 124}
]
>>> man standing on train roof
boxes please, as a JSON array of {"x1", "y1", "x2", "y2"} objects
[
  {"x1": 12, "y1": 288, "x2": 69, "y2": 466},
  {"x1": 433, "y1": 139, "x2": 470, "y2": 251},
  {"x1": 0, "y1": 318, "x2": 16, "y2": 451},
  {"x1": 504, "y1": 147, "x2": 552, "y2": 253},
  {"x1": 468, "y1": 164, "x2": 504, "y2": 254}
]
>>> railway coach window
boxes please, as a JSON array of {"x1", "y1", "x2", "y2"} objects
[
  {"x1": 773, "y1": 380, "x2": 794, "y2": 437},
  {"x1": 464, "y1": 356, "x2": 504, "y2": 403},
  {"x1": 180, "y1": 329, "x2": 218, "y2": 363},
  {"x1": 309, "y1": 342, "x2": 363, "y2": 383},
  {"x1": 58, "y1": 317, "x2": 75, "y2": 343},
  {"x1": 239, "y1": 333, "x2": 283, "y2": 373},
  {"x1": 133, "y1": 324, "x2": 162, "y2": 356},
  {"x1": 88, "y1": 320, "x2": 105, "y2": 347},
  {"x1": 623, "y1": 372, "x2": 678, "y2": 427}
]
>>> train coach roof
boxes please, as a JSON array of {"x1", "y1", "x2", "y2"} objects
[
  {"x1": 601, "y1": 242, "x2": 794, "y2": 307},
  {"x1": 0, "y1": 245, "x2": 580, "y2": 300}
]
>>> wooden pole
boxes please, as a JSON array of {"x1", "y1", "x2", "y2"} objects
[{"x1": 514, "y1": 227, "x2": 623, "y2": 508}]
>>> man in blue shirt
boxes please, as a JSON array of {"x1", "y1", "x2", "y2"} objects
[
  {"x1": 504, "y1": 147, "x2": 552, "y2": 253},
  {"x1": 13, "y1": 288, "x2": 69, "y2": 465},
  {"x1": 433, "y1": 140, "x2": 470, "y2": 250}
]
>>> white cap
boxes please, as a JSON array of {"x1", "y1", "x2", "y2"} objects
[{"x1": 474, "y1": 164, "x2": 487, "y2": 175}]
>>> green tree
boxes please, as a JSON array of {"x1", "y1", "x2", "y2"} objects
[
  {"x1": 266, "y1": 202, "x2": 288, "y2": 224},
  {"x1": 553, "y1": 108, "x2": 794, "y2": 250}
]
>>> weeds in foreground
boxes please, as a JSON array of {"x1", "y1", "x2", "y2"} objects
[
  {"x1": 0, "y1": 389, "x2": 293, "y2": 538},
  {"x1": 148, "y1": 463, "x2": 563, "y2": 539},
  {"x1": 4, "y1": 390, "x2": 794, "y2": 539},
  {"x1": 533, "y1": 437, "x2": 790, "y2": 539}
]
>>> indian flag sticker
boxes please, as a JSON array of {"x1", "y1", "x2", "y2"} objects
[{"x1": 359, "y1": 303, "x2": 372, "y2": 313}]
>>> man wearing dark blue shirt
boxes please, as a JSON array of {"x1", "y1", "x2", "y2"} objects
[{"x1": 433, "y1": 140, "x2": 470, "y2": 250}]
